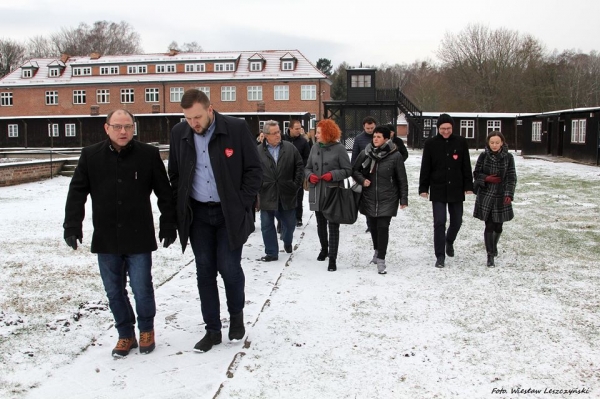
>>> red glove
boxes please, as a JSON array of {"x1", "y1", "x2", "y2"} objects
[
  {"x1": 504, "y1": 196, "x2": 512, "y2": 205},
  {"x1": 321, "y1": 172, "x2": 333, "y2": 182},
  {"x1": 484, "y1": 174, "x2": 502, "y2": 184},
  {"x1": 308, "y1": 174, "x2": 320, "y2": 184}
]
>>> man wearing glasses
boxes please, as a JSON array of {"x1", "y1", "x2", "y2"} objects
[
  {"x1": 419, "y1": 113, "x2": 473, "y2": 268},
  {"x1": 63, "y1": 109, "x2": 177, "y2": 357}
]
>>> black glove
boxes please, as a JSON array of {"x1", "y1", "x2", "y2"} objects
[
  {"x1": 65, "y1": 235, "x2": 82, "y2": 250},
  {"x1": 160, "y1": 230, "x2": 177, "y2": 248}
]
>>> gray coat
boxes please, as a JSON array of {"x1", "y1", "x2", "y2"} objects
[
  {"x1": 305, "y1": 142, "x2": 352, "y2": 211},
  {"x1": 473, "y1": 144, "x2": 517, "y2": 223}
]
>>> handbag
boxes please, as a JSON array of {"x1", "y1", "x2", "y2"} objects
[{"x1": 322, "y1": 179, "x2": 360, "y2": 224}]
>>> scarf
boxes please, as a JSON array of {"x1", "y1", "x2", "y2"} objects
[{"x1": 361, "y1": 141, "x2": 396, "y2": 173}]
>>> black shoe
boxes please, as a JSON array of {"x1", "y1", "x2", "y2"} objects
[
  {"x1": 317, "y1": 249, "x2": 328, "y2": 261},
  {"x1": 194, "y1": 331, "x2": 222, "y2": 353},
  {"x1": 435, "y1": 256, "x2": 445, "y2": 268},
  {"x1": 260, "y1": 255, "x2": 278, "y2": 262},
  {"x1": 487, "y1": 254, "x2": 495, "y2": 267},
  {"x1": 296, "y1": 220, "x2": 303, "y2": 227},
  {"x1": 284, "y1": 244, "x2": 292, "y2": 253},
  {"x1": 328, "y1": 258, "x2": 337, "y2": 272},
  {"x1": 229, "y1": 311, "x2": 245, "y2": 341},
  {"x1": 445, "y1": 241, "x2": 454, "y2": 257}
]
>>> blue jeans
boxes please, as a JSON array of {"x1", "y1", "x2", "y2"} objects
[
  {"x1": 432, "y1": 201, "x2": 464, "y2": 258},
  {"x1": 97, "y1": 253, "x2": 155, "y2": 338},
  {"x1": 260, "y1": 202, "x2": 296, "y2": 256},
  {"x1": 189, "y1": 200, "x2": 245, "y2": 332}
]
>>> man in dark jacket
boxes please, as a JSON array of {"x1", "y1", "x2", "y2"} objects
[
  {"x1": 283, "y1": 119, "x2": 311, "y2": 226},
  {"x1": 351, "y1": 116, "x2": 377, "y2": 232},
  {"x1": 258, "y1": 120, "x2": 304, "y2": 261},
  {"x1": 419, "y1": 113, "x2": 473, "y2": 268},
  {"x1": 64, "y1": 109, "x2": 177, "y2": 358},
  {"x1": 386, "y1": 123, "x2": 409, "y2": 161},
  {"x1": 168, "y1": 89, "x2": 262, "y2": 353}
]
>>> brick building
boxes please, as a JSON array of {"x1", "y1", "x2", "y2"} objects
[{"x1": 0, "y1": 49, "x2": 330, "y2": 147}]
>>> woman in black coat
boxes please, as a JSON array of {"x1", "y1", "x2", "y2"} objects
[
  {"x1": 473, "y1": 131, "x2": 517, "y2": 267},
  {"x1": 352, "y1": 126, "x2": 408, "y2": 274}
]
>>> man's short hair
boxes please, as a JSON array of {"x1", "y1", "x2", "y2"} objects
[
  {"x1": 180, "y1": 89, "x2": 210, "y2": 109},
  {"x1": 106, "y1": 109, "x2": 134, "y2": 124},
  {"x1": 262, "y1": 120, "x2": 279, "y2": 134},
  {"x1": 289, "y1": 119, "x2": 301, "y2": 129},
  {"x1": 362, "y1": 116, "x2": 377, "y2": 126}
]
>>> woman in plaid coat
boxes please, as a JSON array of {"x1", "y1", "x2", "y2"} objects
[{"x1": 473, "y1": 132, "x2": 517, "y2": 267}]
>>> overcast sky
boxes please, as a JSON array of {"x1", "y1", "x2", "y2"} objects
[{"x1": 1, "y1": 0, "x2": 599, "y2": 69}]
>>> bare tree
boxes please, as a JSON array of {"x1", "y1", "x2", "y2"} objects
[
  {"x1": 0, "y1": 38, "x2": 27, "y2": 78},
  {"x1": 182, "y1": 41, "x2": 202, "y2": 52},
  {"x1": 27, "y1": 35, "x2": 57, "y2": 58},
  {"x1": 51, "y1": 21, "x2": 142, "y2": 56}
]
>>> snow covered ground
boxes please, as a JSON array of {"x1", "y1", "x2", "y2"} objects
[{"x1": 1, "y1": 150, "x2": 599, "y2": 399}]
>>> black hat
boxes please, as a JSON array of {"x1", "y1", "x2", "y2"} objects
[{"x1": 436, "y1": 113, "x2": 454, "y2": 128}]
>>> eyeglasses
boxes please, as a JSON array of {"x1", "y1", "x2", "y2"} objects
[
  {"x1": 108, "y1": 124, "x2": 135, "y2": 131},
  {"x1": 265, "y1": 131, "x2": 281, "y2": 136}
]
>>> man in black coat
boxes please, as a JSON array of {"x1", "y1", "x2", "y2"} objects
[
  {"x1": 64, "y1": 109, "x2": 177, "y2": 357},
  {"x1": 283, "y1": 119, "x2": 311, "y2": 226},
  {"x1": 168, "y1": 89, "x2": 262, "y2": 353},
  {"x1": 258, "y1": 120, "x2": 304, "y2": 261},
  {"x1": 386, "y1": 123, "x2": 409, "y2": 161},
  {"x1": 419, "y1": 113, "x2": 473, "y2": 268},
  {"x1": 351, "y1": 116, "x2": 377, "y2": 232}
]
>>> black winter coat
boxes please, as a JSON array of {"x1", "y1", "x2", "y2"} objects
[
  {"x1": 391, "y1": 136, "x2": 409, "y2": 161},
  {"x1": 351, "y1": 131, "x2": 373, "y2": 165},
  {"x1": 257, "y1": 141, "x2": 304, "y2": 211},
  {"x1": 168, "y1": 111, "x2": 262, "y2": 251},
  {"x1": 419, "y1": 133, "x2": 473, "y2": 202},
  {"x1": 283, "y1": 134, "x2": 311, "y2": 166},
  {"x1": 63, "y1": 139, "x2": 177, "y2": 254},
  {"x1": 352, "y1": 143, "x2": 409, "y2": 217}
]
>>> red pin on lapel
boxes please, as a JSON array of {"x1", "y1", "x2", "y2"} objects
[
  {"x1": 452, "y1": 154, "x2": 458, "y2": 160},
  {"x1": 225, "y1": 148, "x2": 234, "y2": 157}
]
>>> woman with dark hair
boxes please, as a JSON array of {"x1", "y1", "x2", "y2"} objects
[
  {"x1": 305, "y1": 119, "x2": 352, "y2": 271},
  {"x1": 472, "y1": 131, "x2": 517, "y2": 267},
  {"x1": 352, "y1": 125, "x2": 408, "y2": 274}
]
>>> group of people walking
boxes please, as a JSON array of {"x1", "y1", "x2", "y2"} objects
[{"x1": 62, "y1": 88, "x2": 516, "y2": 359}]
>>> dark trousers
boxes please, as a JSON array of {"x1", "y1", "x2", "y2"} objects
[
  {"x1": 368, "y1": 216, "x2": 392, "y2": 259},
  {"x1": 432, "y1": 201, "x2": 463, "y2": 258},
  {"x1": 315, "y1": 211, "x2": 340, "y2": 259},
  {"x1": 295, "y1": 188, "x2": 304, "y2": 221},
  {"x1": 485, "y1": 219, "x2": 503, "y2": 233},
  {"x1": 189, "y1": 200, "x2": 245, "y2": 332}
]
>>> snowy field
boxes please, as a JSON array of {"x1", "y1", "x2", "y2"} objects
[{"x1": 0, "y1": 150, "x2": 599, "y2": 399}]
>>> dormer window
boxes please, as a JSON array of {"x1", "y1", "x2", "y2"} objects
[
  {"x1": 185, "y1": 63, "x2": 206, "y2": 72},
  {"x1": 250, "y1": 62, "x2": 262, "y2": 71},
  {"x1": 215, "y1": 62, "x2": 235, "y2": 72},
  {"x1": 281, "y1": 61, "x2": 294, "y2": 71},
  {"x1": 22, "y1": 69, "x2": 33, "y2": 78},
  {"x1": 49, "y1": 68, "x2": 60, "y2": 77},
  {"x1": 127, "y1": 65, "x2": 147, "y2": 74},
  {"x1": 72, "y1": 67, "x2": 92, "y2": 76}
]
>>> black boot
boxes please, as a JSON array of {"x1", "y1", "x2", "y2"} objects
[
  {"x1": 317, "y1": 248, "x2": 328, "y2": 261},
  {"x1": 493, "y1": 232, "x2": 501, "y2": 257},
  {"x1": 484, "y1": 232, "x2": 495, "y2": 267},
  {"x1": 228, "y1": 311, "x2": 245, "y2": 341},
  {"x1": 328, "y1": 258, "x2": 337, "y2": 271},
  {"x1": 193, "y1": 331, "x2": 222, "y2": 353}
]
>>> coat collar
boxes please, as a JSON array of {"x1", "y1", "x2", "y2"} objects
[{"x1": 181, "y1": 110, "x2": 228, "y2": 143}]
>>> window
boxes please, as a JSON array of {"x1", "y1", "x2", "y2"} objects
[
  {"x1": 121, "y1": 88, "x2": 135, "y2": 103},
  {"x1": 460, "y1": 120, "x2": 475, "y2": 139},
  {"x1": 73, "y1": 90, "x2": 86, "y2": 104},
  {"x1": 247, "y1": 86, "x2": 262, "y2": 101},
  {"x1": 97, "y1": 89, "x2": 110, "y2": 104},
  {"x1": 48, "y1": 124, "x2": 59, "y2": 137},
  {"x1": 1, "y1": 92, "x2": 13, "y2": 106},
  {"x1": 281, "y1": 61, "x2": 294, "y2": 71},
  {"x1": 100, "y1": 66, "x2": 119, "y2": 75},
  {"x1": 250, "y1": 62, "x2": 262, "y2": 71},
  {"x1": 197, "y1": 86, "x2": 210, "y2": 99},
  {"x1": 215, "y1": 62, "x2": 235, "y2": 72},
  {"x1": 145, "y1": 88, "x2": 159, "y2": 102},
  {"x1": 8, "y1": 124, "x2": 18, "y2": 138},
  {"x1": 185, "y1": 63, "x2": 205, "y2": 72},
  {"x1": 221, "y1": 86, "x2": 236, "y2": 101},
  {"x1": 301, "y1": 85, "x2": 317, "y2": 100},
  {"x1": 45, "y1": 91, "x2": 58, "y2": 105},
  {"x1": 22, "y1": 69, "x2": 33, "y2": 78},
  {"x1": 65, "y1": 123, "x2": 76, "y2": 137},
  {"x1": 127, "y1": 65, "x2": 147, "y2": 74},
  {"x1": 571, "y1": 119, "x2": 586, "y2": 143},
  {"x1": 72, "y1": 67, "x2": 91, "y2": 76},
  {"x1": 351, "y1": 75, "x2": 371, "y2": 87},
  {"x1": 310, "y1": 114, "x2": 316, "y2": 130},
  {"x1": 274, "y1": 85, "x2": 289, "y2": 101},
  {"x1": 259, "y1": 121, "x2": 266, "y2": 131},
  {"x1": 532, "y1": 121, "x2": 542, "y2": 142},
  {"x1": 156, "y1": 64, "x2": 176, "y2": 73},
  {"x1": 49, "y1": 68, "x2": 60, "y2": 77},
  {"x1": 487, "y1": 120, "x2": 501, "y2": 134},
  {"x1": 423, "y1": 119, "x2": 432, "y2": 128},
  {"x1": 170, "y1": 87, "x2": 184, "y2": 103}
]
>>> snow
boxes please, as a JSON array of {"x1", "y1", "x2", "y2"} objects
[{"x1": 1, "y1": 150, "x2": 599, "y2": 399}]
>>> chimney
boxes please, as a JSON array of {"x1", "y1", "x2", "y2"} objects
[
  {"x1": 169, "y1": 48, "x2": 179, "y2": 56},
  {"x1": 90, "y1": 52, "x2": 101, "y2": 60},
  {"x1": 60, "y1": 53, "x2": 71, "y2": 63}
]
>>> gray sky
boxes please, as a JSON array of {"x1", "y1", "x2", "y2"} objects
[{"x1": 1, "y1": 0, "x2": 598, "y2": 69}]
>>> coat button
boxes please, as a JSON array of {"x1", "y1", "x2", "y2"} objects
[{"x1": 117, "y1": 179, "x2": 122, "y2": 183}]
